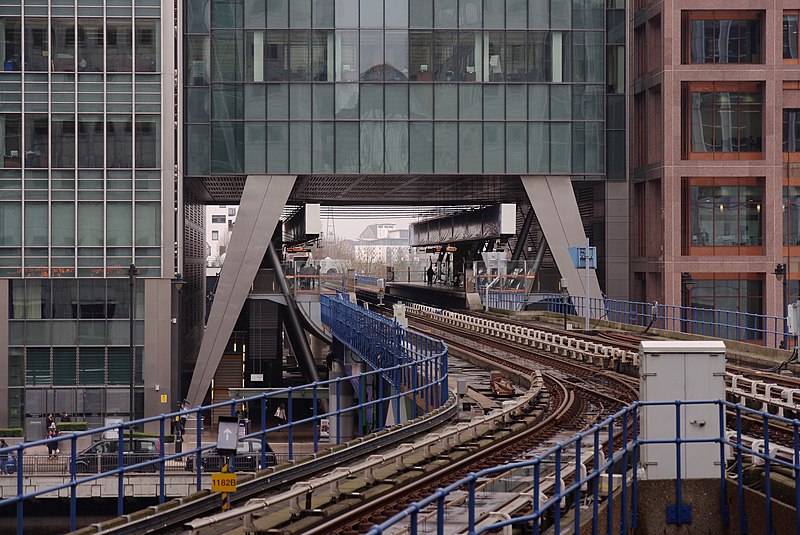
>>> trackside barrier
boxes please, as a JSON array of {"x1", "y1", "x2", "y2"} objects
[
  {"x1": 407, "y1": 303, "x2": 639, "y2": 367},
  {"x1": 321, "y1": 294, "x2": 450, "y2": 414},
  {"x1": 528, "y1": 293, "x2": 790, "y2": 349},
  {"x1": 1, "y1": 295, "x2": 448, "y2": 535},
  {"x1": 367, "y1": 400, "x2": 800, "y2": 535},
  {"x1": 184, "y1": 372, "x2": 544, "y2": 534}
]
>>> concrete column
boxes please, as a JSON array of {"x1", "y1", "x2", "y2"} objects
[
  {"x1": 143, "y1": 279, "x2": 174, "y2": 434},
  {"x1": 520, "y1": 176, "x2": 603, "y2": 305},
  {"x1": 186, "y1": 175, "x2": 296, "y2": 407},
  {"x1": 0, "y1": 280, "x2": 8, "y2": 427}
]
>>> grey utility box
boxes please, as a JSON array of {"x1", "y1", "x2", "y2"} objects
[{"x1": 639, "y1": 341, "x2": 726, "y2": 480}]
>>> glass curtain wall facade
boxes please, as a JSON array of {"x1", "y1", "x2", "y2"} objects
[
  {"x1": 0, "y1": 0, "x2": 169, "y2": 433},
  {"x1": 184, "y1": 0, "x2": 609, "y2": 177}
]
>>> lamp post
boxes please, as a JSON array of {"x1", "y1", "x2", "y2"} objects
[
  {"x1": 172, "y1": 274, "x2": 185, "y2": 452},
  {"x1": 128, "y1": 264, "x2": 139, "y2": 434},
  {"x1": 681, "y1": 272, "x2": 694, "y2": 333},
  {"x1": 559, "y1": 278, "x2": 569, "y2": 330},
  {"x1": 774, "y1": 263, "x2": 787, "y2": 348}
]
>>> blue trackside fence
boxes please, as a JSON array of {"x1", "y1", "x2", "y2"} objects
[
  {"x1": 320, "y1": 293, "x2": 449, "y2": 419},
  {"x1": 0, "y1": 294, "x2": 448, "y2": 535},
  {"x1": 525, "y1": 293, "x2": 791, "y2": 348},
  {"x1": 367, "y1": 400, "x2": 800, "y2": 535}
]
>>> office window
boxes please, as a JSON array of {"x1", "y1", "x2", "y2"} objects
[
  {"x1": 0, "y1": 18, "x2": 21, "y2": 70},
  {"x1": 78, "y1": 19, "x2": 104, "y2": 72},
  {"x1": 784, "y1": 186, "x2": 800, "y2": 246},
  {"x1": 211, "y1": 214, "x2": 226, "y2": 223},
  {"x1": 785, "y1": 11, "x2": 799, "y2": 60},
  {"x1": 683, "y1": 11, "x2": 762, "y2": 64},
  {"x1": 107, "y1": 116, "x2": 133, "y2": 168},
  {"x1": 682, "y1": 177, "x2": 763, "y2": 255},
  {"x1": 0, "y1": 114, "x2": 21, "y2": 168},
  {"x1": 107, "y1": 20, "x2": 133, "y2": 72},
  {"x1": 24, "y1": 18, "x2": 47, "y2": 71},
  {"x1": 212, "y1": 230, "x2": 219, "y2": 240},
  {"x1": 25, "y1": 114, "x2": 48, "y2": 168},
  {"x1": 784, "y1": 109, "x2": 800, "y2": 152},
  {"x1": 52, "y1": 19, "x2": 76, "y2": 72},
  {"x1": 683, "y1": 82, "x2": 762, "y2": 158},
  {"x1": 688, "y1": 276, "x2": 763, "y2": 341},
  {"x1": 52, "y1": 116, "x2": 75, "y2": 168},
  {"x1": 135, "y1": 116, "x2": 160, "y2": 168},
  {"x1": 135, "y1": 19, "x2": 160, "y2": 72}
]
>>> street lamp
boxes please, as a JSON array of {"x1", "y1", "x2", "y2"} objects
[
  {"x1": 559, "y1": 278, "x2": 569, "y2": 330},
  {"x1": 171, "y1": 274, "x2": 185, "y2": 452},
  {"x1": 681, "y1": 273, "x2": 693, "y2": 333},
  {"x1": 774, "y1": 263, "x2": 788, "y2": 347},
  {"x1": 681, "y1": 272, "x2": 694, "y2": 293},
  {"x1": 128, "y1": 263, "x2": 139, "y2": 434}
]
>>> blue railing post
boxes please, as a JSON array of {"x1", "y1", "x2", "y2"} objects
[
  {"x1": 533, "y1": 460, "x2": 541, "y2": 535},
  {"x1": 196, "y1": 409, "x2": 202, "y2": 492},
  {"x1": 762, "y1": 414, "x2": 772, "y2": 535},
  {"x1": 70, "y1": 434, "x2": 77, "y2": 532},
  {"x1": 336, "y1": 378, "x2": 341, "y2": 445},
  {"x1": 631, "y1": 405, "x2": 640, "y2": 531},
  {"x1": 592, "y1": 428, "x2": 600, "y2": 535},
  {"x1": 674, "y1": 400, "x2": 683, "y2": 525},
  {"x1": 794, "y1": 420, "x2": 800, "y2": 533},
  {"x1": 718, "y1": 402, "x2": 729, "y2": 526},
  {"x1": 620, "y1": 411, "x2": 628, "y2": 535},
  {"x1": 16, "y1": 445, "x2": 23, "y2": 535},
  {"x1": 288, "y1": 388, "x2": 294, "y2": 461},
  {"x1": 573, "y1": 437, "x2": 582, "y2": 535},
  {"x1": 554, "y1": 447, "x2": 562, "y2": 533},
  {"x1": 117, "y1": 426, "x2": 124, "y2": 516},
  {"x1": 606, "y1": 419, "x2": 614, "y2": 535},
  {"x1": 468, "y1": 476, "x2": 476, "y2": 532},
  {"x1": 437, "y1": 492, "x2": 445, "y2": 535},
  {"x1": 735, "y1": 405, "x2": 747, "y2": 534},
  {"x1": 261, "y1": 393, "x2": 268, "y2": 467},
  {"x1": 312, "y1": 386, "x2": 319, "y2": 454},
  {"x1": 159, "y1": 416, "x2": 166, "y2": 504}
]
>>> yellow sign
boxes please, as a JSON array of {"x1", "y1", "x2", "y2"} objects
[
  {"x1": 212, "y1": 473, "x2": 237, "y2": 493},
  {"x1": 160, "y1": 394, "x2": 167, "y2": 403}
]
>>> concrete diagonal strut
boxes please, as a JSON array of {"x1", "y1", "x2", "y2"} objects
[
  {"x1": 186, "y1": 175, "x2": 296, "y2": 407},
  {"x1": 520, "y1": 175, "x2": 603, "y2": 313}
]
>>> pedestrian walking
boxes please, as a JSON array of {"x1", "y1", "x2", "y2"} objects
[
  {"x1": 274, "y1": 403, "x2": 287, "y2": 426},
  {"x1": 45, "y1": 413, "x2": 55, "y2": 431}
]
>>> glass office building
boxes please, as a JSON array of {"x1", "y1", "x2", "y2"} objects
[
  {"x1": 184, "y1": 0, "x2": 625, "y2": 179},
  {"x1": 0, "y1": 0, "x2": 179, "y2": 436}
]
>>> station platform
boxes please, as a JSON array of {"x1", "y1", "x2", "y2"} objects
[{"x1": 384, "y1": 282, "x2": 474, "y2": 310}]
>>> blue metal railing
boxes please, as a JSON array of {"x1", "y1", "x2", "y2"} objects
[
  {"x1": 1, "y1": 295, "x2": 449, "y2": 535},
  {"x1": 321, "y1": 293, "x2": 449, "y2": 412},
  {"x1": 367, "y1": 400, "x2": 800, "y2": 535},
  {"x1": 525, "y1": 293, "x2": 790, "y2": 348}
]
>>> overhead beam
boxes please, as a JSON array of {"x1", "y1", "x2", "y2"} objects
[{"x1": 186, "y1": 175, "x2": 296, "y2": 407}]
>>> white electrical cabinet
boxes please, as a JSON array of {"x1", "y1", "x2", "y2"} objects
[{"x1": 639, "y1": 341, "x2": 726, "y2": 480}]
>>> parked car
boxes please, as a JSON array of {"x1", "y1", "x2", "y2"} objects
[
  {"x1": 186, "y1": 438, "x2": 276, "y2": 472},
  {"x1": 74, "y1": 438, "x2": 160, "y2": 473}
]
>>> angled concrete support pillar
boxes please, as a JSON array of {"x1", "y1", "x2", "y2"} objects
[
  {"x1": 186, "y1": 175, "x2": 296, "y2": 407},
  {"x1": 520, "y1": 176, "x2": 602, "y2": 306}
]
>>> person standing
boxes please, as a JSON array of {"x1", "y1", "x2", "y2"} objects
[
  {"x1": 45, "y1": 413, "x2": 55, "y2": 431},
  {"x1": 0, "y1": 439, "x2": 8, "y2": 474},
  {"x1": 426, "y1": 262, "x2": 435, "y2": 286},
  {"x1": 60, "y1": 411, "x2": 71, "y2": 423}
]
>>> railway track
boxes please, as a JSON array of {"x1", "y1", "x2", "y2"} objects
[{"x1": 270, "y1": 313, "x2": 637, "y2": 535}]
